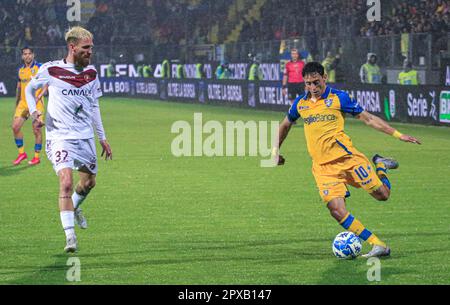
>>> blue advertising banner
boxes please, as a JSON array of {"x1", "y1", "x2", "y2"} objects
[{"x1": 98, "y1": 77, "x2": 449, "y2": 126}]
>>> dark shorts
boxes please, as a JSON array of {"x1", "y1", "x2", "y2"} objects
[{"x1": 287, "y1": 82, "x2": 304, "y2": 100}]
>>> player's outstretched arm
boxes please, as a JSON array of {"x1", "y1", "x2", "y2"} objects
[
  {"x1": 16, "y1": 82, "x2": 21, "y2": 106},
  {"x1": 26, "y1": 64, "x2": 50, "y2": 127},
  {"x1": 272, "y1": 116, "x2": 294, "y2": 165},
  {"x1": 357, "y1": 111, "x2": 421, "y2": 144},
  {"x1": 25, "y1": 78, "x2": 45, "y2": 127},
  {"x1": 92, "y1": 102, "x2": 112, "y2": 160},
  {"x1": 282, "y1": 74, "x2": 288, "y2": 96},
  {"x1": 278, "y1": 116, "x2": 294, "y2": 148},
  {"x1": 100, "y1": 139, "x2": 113, "y2": 161},
  {"x1": 36, "y1": 84, "x2": 49, "y2": 103}
]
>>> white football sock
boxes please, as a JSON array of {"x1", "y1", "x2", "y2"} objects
[
  {"x1": 72, "y1": 191, "x2": 87, "y2": 210},
  {"x1": 60, "y1": 211, "x2": 75, "y2": 238}
]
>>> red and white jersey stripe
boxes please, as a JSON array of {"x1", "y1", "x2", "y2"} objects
[{"x1": 26, "y1": 59, "x2": 103, "y2": 140}]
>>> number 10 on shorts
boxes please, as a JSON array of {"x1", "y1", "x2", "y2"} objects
[{"x1": 354, "y1": 165, "x2": 369, "y2": 180}]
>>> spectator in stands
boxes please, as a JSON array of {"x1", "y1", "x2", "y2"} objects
[
  {"x1": 175, "y1": 62, "x2": 185, "y2": 79},
  {"x1": 195, "y1": 62, "x2": 204, "y2": 79},
  {"x1": 248, "y1": 54, "x2": 264, "y2": 81},
  {"x1": 361, "y1": 0, "x2": 450, "y2": 36},
  {"x1": 215, "y1": 61, "x2": 232, "y2": 80},
  {"x1": 398, "y1": 59, "x2": 419, "y2": 85},
  {"x1": 360, "y1": 53, "x2": 382, "y2": 84},
  {"x1": 24, "y1": 25, "x2": 32, "y2": 45},
  {"x1": 322, "y1": 52, "x2": 340, "y2": 83},
  {"x1": 105, "y1": 59, "x2": 116, "y2": 78},
  {"x1": 161, "y1": 59, "x2": 170, "y2": 79},
  {"x1": 46, "y1": 23, "x2": 62, "y2": 46}
]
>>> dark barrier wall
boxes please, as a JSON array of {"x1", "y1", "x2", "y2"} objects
[
  {"x1": 331, "y1": 83, "x2": 444, "y2": 126},
  {"x1": 99, "y1": 77, "x2": 450, "y2": 127},
  {"x1": 1, "y1": 74, "x2": 449, "y2": 126},
  {"x1": 0, "y1": 78, "x2": 16, "y2": 97}
]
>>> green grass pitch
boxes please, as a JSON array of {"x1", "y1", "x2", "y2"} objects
[{"x1": 0, "y1": 97, "x2": 449, "y2": 284}]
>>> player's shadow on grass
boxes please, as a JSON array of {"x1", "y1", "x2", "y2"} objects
[
  {"x1": 2, "y1": 239, "x2": 332, "y2": 284},
  {"x1": 0, "y1": 164, "x2": 32, "y2": 177},
  {"x1": 64, "y1": 238, "x2": 331, "y2": 259},
  {"x1": 4, "y1": 254, "x2": 71, "y2": 285},
  {"x1": 383, "y1": 231, "x2": 450, "y2": 239},
  {"x1": 317, "y1": 260, "x2": 411, "y2": 284},
  {"x1": 7, "y1": 236, "x2": 445, "y2": 284}
]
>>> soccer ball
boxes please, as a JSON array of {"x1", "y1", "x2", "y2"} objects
[{"x1": 332, "y1": 232, "x2": 362, "y2": 259}]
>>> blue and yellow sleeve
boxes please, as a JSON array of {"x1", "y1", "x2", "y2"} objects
[
  {"x1": 17, "y1": 67, "x2": 22, "y2": 82},
  {"x1": 337, "y1": 91, "x2": 364, "y2": 116},
  {"x1": 286, "y1": 95, "x2": 303, "y2": 122}
]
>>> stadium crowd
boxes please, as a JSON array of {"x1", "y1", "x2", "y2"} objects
[
  {"x1": 0, "y1": 0, "x2": 450, "y2": 47},
  {"x1": 239, "y1": 0, "x2": 449, "y2": 42},
  {"x1": 0, "y1": 0, "x2": 219, "y2": 47},
  {"x1": 360, "y1": 0, "x2": 449, "y2": 36},
  {"x1": 1, "y1": 0, "x2": 449, "y2": 48},
  {"x1": 0, "y1": 0, "x2": 68, "y2": 48},
  {"x1": 0, "y1": 0, "x2": 448, "y2": 75},
  {"x1": 240, "y1": 0, "x2": 367, "y2": 42}
]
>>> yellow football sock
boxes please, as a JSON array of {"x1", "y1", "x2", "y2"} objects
[
  {"x1": 367, "y1": 234, "x2": 387, "y2": 247},
  {"x1": 375, "y1": 162, "x2": 392, "y2": 190},
  {"x1": 375, "y1": 162, "x2": 387, "y2": 177},
  {"x1": 340, "y1": 212, "x2": 386, "y2": 247},
  {"x1": 18, "y1": 147, "x2": 25, "y2": 154}
]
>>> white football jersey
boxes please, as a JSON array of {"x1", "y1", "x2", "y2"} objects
[{"x1": 29, "y1": 59, "x2": 103, "y2": 140}]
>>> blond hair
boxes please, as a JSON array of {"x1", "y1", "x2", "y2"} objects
[{"x1": 65, "y1": 26, "x2": 93, "y2": 44}]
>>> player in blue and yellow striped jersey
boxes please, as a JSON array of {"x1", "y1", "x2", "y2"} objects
[
  {"x1": 12, "y1": 47, "x2": 47, "y2": 166},
  {"x1": 274, "y1": 62, "x2": 421, "y2": 258}
]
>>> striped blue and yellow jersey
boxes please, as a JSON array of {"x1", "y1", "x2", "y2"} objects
[
  {"x1": 18, "y1": 61, "x2": 42, "y2": 102},
  {"x1": 287, "y1": 86, "x2": 364, "y2": 165}
]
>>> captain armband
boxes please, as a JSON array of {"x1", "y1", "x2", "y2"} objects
[{"x1": 392, "y1": 130, "x2": 403, "y2": 139}]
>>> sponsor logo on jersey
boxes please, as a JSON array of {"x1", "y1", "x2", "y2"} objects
[
  {"x1": 62, "y1": 88, "x2": 92, "y2": 96},
  {"x1": 59, "y1": 75, "x2": 77, "y2": 79},
  {"x1": 303, "y1": 114, "x2": 337, "y2": 125}
]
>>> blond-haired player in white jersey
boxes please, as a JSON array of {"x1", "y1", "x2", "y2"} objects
[{"x1": 26, "y1": 26, "x2": 112, "y2": 253}]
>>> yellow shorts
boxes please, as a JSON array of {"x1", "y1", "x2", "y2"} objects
[
  {"x1": 312, "y1": 152, "x2": 383, "y2": 203},
  {"x1": 14, "y1": 99, "x2": 44, "y2": 120}
]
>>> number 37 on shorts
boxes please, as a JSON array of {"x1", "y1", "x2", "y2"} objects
[{"x1": 46, "y1": 138, "x2": 98, "y2": 174}]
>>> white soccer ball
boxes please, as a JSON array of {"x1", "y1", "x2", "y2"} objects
[{"x1": 332, "y1": 231, "x2": 362, "y2": 259}]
